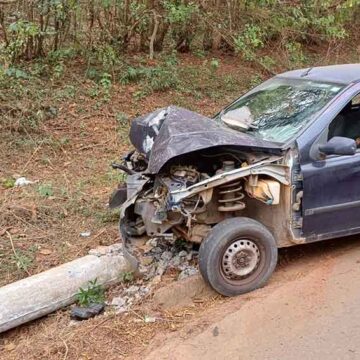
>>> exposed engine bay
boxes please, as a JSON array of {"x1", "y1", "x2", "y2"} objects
[
  {"x1": 110, "y1": 106, "x2": 303, "y2": 256},
  {"x1": 120, "y1": 150, "x2": 288, "y2": 244},
  {"x1": 109, "y1": 105, "x2": 309, "y2": 298}
]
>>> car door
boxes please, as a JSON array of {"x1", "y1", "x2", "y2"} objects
[
  {"x1": 301, "y1": 151, "x2": 360, "y2": 239},
  {"x1": 300, "y1": 92, "x2": 360, "y2": 239}
]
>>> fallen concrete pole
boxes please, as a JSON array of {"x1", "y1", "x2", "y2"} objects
[{"x1": 0, "y1": 244, "x2": 136, "y2": 333}]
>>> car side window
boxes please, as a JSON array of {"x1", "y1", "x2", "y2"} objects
[
  {"x1": 352, "y1": 94, "x2": 360, "y2": 105},
  {"x1": 327, "y1": 93, "x2": 360, "y2": 142}
]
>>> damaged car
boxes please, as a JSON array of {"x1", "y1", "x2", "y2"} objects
[{"x1": 111, "y1": 64, "x2": 360, "y2": 296}]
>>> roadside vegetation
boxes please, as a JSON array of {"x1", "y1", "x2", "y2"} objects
[
  {"x1": 1, "y1": 0, "x2": 359, "y2": 135},
  {"x1": 0, "y1": 0, "x2": 360, "y2": 358}
]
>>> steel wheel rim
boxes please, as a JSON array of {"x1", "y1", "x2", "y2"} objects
[{"x1": 221, "y1": 239, "x2": 261, "y2": 279}]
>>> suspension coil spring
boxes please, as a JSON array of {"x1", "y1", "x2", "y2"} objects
[{"x1": 218, "y1": 180, "x2": 246, "y2": 212}]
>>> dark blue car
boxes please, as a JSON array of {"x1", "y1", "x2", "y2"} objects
[{"x1": 115, "y1": 64, "x2": 360, "y2": 296}]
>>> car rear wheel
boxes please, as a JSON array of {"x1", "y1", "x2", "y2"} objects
[{"x1": 199, "y1": 217, "x2": 278, "y2": 296}]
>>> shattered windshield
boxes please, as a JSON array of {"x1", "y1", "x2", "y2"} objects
[{"x1": 219, "y1": 78, "x2": 344, "y2": 143}]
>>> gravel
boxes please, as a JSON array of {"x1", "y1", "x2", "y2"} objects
[
  {"x1": 109, "y1": 238, "x2": 199, "y2": 314},
  {"x1": 178, "y1": 266, "x2": 199, "y2": 281}
]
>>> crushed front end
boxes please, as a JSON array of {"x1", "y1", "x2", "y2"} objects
[{"x1": 112, "y1": 106, "x2": 296, "y2": 262}]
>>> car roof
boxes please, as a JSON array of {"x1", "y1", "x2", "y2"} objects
[{"x1": 278, "y1": 64, "x2": 360, "y2": 85}]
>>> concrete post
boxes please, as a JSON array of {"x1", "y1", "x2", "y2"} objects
[{"x1": 0, "y1": 244, "x2": 135, "y2": 333}]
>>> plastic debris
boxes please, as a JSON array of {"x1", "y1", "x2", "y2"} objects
[
  {"x1": 144, "y1": 315, "x2": 156, "y2": 323},
  {"x1": 80, "y1": 231, "x2": 91, "y2": 237},
  {"x1": 70, "y1": 303, "x2": 105, "y2": 320},
  {"x1": 15, "y1": 177, "x2": 36, "y2": 187}
]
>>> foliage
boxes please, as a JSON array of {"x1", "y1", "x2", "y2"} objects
[
  {"x1": 99, "y1": 72, "x2": 112, "y2": 102},
  {"x1": 2, "y1": 178, "x2": 15, "y2": 189},
  {"x1": 38, "y1": 184, "x2": 54, "y2": 197},
  {"x1": 5, "y1": 67, "x2": 30, "y2": 79},
  {"x1": 11, "y1": 250, "x2": 33, "y2": 273},
  {"x1": 119, "y1": 54, "x2": 179, "y2": 94},
  {"x1": 0, "y1": 0, "x2": 359, "y2": 133},
  {"x1": 76, "y1": 279, "x2": 105, "y2": 306},
  {"x1": 234, "y1": 24, "x2": 265, "y2": 57},
  {"x1": 5, "y1": 20, "x2": 41, "y2": 62},
  {"x1": 0, "y1": 0, "x2": 357, "y2": 69},
  {"x1": 11, "y1": 246, "x2": 37, "y2": 274},
  {"x1": 119, "y1": 271, "x2": 134, "y2": 283},
  {"x1": 162, "y1": 0, "x2": 199, "y2": 50}
]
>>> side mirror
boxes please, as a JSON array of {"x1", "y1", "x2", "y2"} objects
[{"x1": 319, "y1": 136, "x2": 357, "y2": 156}]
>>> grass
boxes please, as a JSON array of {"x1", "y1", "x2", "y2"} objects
[
  {"x1": 1, "y1": 178, "x2": 15, "y2": 189},
  {"x1": 37, "y1": 184, "x2": 54, "y2": 198},
  {"x1": 11, "y1": 248, "x2": 35, "y2": 274},
  {"x1": 76, "y1": 278, "x2": 105, "y2": 306}
]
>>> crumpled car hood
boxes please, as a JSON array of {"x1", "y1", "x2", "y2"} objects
[{"x1": 129, "y1": 106, "x2": 282, "y2": 174}]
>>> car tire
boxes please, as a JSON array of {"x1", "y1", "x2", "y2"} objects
[{"x1": 199, "y1": 217, "x2": 278, "y2": 297}]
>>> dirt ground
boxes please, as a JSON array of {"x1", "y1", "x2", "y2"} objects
[
  {"x1": 2, "y1": 51, "x2": 360, "y2": 359},
  {"x1": 3, "y1": 231, "x2": 360, "y2": 359},
  {"x1": 140, "y1": 235, "x2": 360, "y2": 360}
]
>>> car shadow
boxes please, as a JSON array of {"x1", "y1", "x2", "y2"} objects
[{"x1": 277, "y1": 234, "x2": 360, "y2": 270}]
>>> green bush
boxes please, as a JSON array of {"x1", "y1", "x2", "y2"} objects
[{"x1": 0, "y1": 0, "x2": 357, "y2": 68}]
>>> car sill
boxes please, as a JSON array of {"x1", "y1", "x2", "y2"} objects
[{"x1": 304, "y1": 199, "x2": 360, "y2": 216}]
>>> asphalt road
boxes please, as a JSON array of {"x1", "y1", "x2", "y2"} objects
[{"x1": 143, "y1": 237, "x2": 360, "y2": 360}]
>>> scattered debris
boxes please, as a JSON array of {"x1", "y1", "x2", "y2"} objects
[
  {"x1": 147, "y1": 238, "x2": 158, "y2": 247},
  {"x1": 144, "y1": 315, "x2": 156, "y2": 323},
  {"x1": 109, "y1": 285, "x2": 150, "y2": 314},
  {"x1": 178, "y1": 266, "x2": 199, "y2": 281},
  {"x1": 14, "y1": 177, "x2": 36, "y2": 187},
  {"x1": 44, "y1": 106, "x2": 58, "y2": 119},
  {"x1": 89, "y1": 243, "x2": 123, "y2": 256},
  {"x1": 110, "y1": 297, "x2": 128, "y2": 313},
  {"x1": 161, "y1": 251, "x2": 173, "y2": 262},
  {"x1": 71, "y1": 303, "x2": 105, "y2": 320},
  {"x1": 109, "y1": 238, "x2": 200, "y2": 314},
  {"x1": 125, "y1": 285, "x2": 140, "y2": 295},
  {"x1": 111, "y1": 296, "x2": 127, "y2": 309},
  {"x1": 138, "y1": 239, "x2": 199, "y2": 281},
  {"x1": 39, "y1": 248, "x2": 52, "y2": 256},
  {"x1": 80, "y1": 231, "x2": 91, "y2": 238}
]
